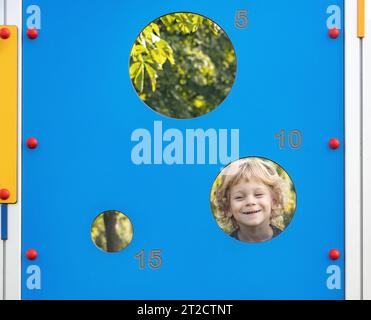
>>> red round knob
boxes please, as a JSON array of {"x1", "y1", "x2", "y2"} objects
[
  {"x1": 329, "y1": 249, "x2": 341, "y2": 260},
  {"x1": 26, "y1": 137, "x2": 38, "y2": 149},
  {"x1": 0, "y1": 27, "x2": 11, "y2": 39},
  {"x1": 329, "y1": 27, "x2": 340, "y2": 39},
  {"x1": 329, "y1": 138, "x2": 340, "y2": 150},
  {"x1": 26, "y1": 249, "x2": 38, "y2": 260},
  {"x1": 0, "y1": 189, "x2": 10, "y2": 200},
  {"x1": 27, "y1": 28, "x2": 38, "y2": 40}
]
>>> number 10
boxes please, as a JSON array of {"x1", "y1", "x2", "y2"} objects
[{"x1": 275, "y1": 129, "x2": 303, "y2": 149}]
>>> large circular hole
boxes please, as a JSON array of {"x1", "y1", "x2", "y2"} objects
[{"x1": 129, "y1": 12, "x2": 237, "y2": 119}]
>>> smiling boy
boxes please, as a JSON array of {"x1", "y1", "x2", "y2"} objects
[{"x1": 214, "y1": 157, "x2": 291, "y2": 243}]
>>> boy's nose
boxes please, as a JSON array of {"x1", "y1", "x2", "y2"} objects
[
  {"x1": 245, "y1": 202, "x2": 255, "y2": 207},
  {"x1": 245, "y1": 196, "x2": 256, "y2": 206}
]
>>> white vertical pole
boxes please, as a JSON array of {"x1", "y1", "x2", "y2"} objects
[
  {"x1": 345, "y1": 0, "x2": 362, "y2": 300},
  {"x1": 0, "y1": 1, "x2": 4, "y2": 24},
  {"x1": 363, "y1": 0, "x2": 371, "y2": 301},
  {"x1": 5, "y1": 0, "x2": 22, "y2": 300}
]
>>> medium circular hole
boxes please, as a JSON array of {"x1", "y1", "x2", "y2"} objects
[{"x1": 210, "y1": 157, "x2": 297, "y2": 243}]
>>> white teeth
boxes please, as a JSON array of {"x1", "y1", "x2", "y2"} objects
[{"x1": 242, "y1": 210, "x2": 261, "y2": 215}]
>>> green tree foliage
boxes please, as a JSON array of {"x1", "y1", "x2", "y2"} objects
[{"x1": 130, "y1": 13, "x2": 237, "y2": 119}]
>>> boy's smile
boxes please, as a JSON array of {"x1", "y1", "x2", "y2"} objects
[{"x1": 242, "y1": 209, "x2": 262, "y2": 215}]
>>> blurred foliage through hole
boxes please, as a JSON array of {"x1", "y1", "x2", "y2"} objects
[
  {"x1": 130, "y1": 12, "x2": 237, "y2": 119},
  {"x1": 91, "y1": 211, "x2": 134, "y2": 253}
]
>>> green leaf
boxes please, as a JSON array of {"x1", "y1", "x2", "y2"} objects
[
  {"x1": 145, "y1": 63, "x2": 157, "y2": 92},
  {"x1": 174, "y1": 13, "x2": 202, "y2": 34},
  {"x1": 156, "y1": 40, "x2": 175, "y2": 65},
  {"x1": 205, "y1": 19, "x2": 220, "y2": 36},
  {"x1": 160, "y1": 15, "x2": 175, "y2": 28},
  {"x1": 167, "y1": 53, "x2": 175, "y2": 65},
  {"x1": 142, "y1": 28, "x2": 154, "y2": 44},
  {"x1": 156, "y1": 39, "x2": 168, "y2": 50},
  {"x1": 151, "y1": 48, "x2": 167, "y2": 65},
  {"x1": 150, "y1": 23, "x2": 160, "y2": 36},
  {"x1": 129, "y1": 62, "x2": 141, "y2": 79},
  {"x1": 174, "y1": 14, "x2": 192, "y2": 34},
  {"x1": 134, "y1": 63, "x2": 144, "y2": 92},
  {"x1": 130, "y1": 44, "x2": 148, "y2": 61},
  {"x1": 191, "y1": 15, "x2": 204, "y2": 32}
]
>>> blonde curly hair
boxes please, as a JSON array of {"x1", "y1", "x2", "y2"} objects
[{"x1": 213, "y1": 157, "x2": 290, "y2": 232}]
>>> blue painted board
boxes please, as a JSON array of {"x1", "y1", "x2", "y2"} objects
[{"x1": 22, "y1": 0, "x2": 344, "y2": 299}]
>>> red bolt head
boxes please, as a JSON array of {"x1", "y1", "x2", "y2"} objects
[
  {"x1": 27, "y1": 28, "x2": 38, "y2": 40},
  {"x1": 329, "y1": 27, "x2": 340, "y2": 39},
  {"x1": 0, "y1": 27, "x2": 11, "y2": 39},
  {"x1": 26, "y1": 137, "x2": 38, "y2": 149},
  {"x1": 0, "y1": 189, "x2": 10, "y2": 200},
  {"x1": 329, "y1": 138, "x2": 340, "y2": 150},
  {"x1": 329, "y1": 249, "x2": 341, "y2": 260},
  {"x1": 26, "y1": 249, "x2": 38, "y2": 260}
]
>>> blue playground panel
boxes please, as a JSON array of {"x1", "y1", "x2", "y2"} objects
[{"x1": 22, "y1": 0, "x2": 344, "y2": 299}]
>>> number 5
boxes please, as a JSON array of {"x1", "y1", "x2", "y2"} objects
[
  {"x1": 149, "y1": 250, "x2": 162, "y2": 269},
  {"x1": 235, "y1": 10, "x2": 249, "y2": 29}
]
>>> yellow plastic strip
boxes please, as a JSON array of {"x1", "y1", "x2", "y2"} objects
[
  {"x1": 358, "y1": 0, "x2": 365, "y2": 38},
  {"x1": 0, "y1": 26, "x2": 18, "y2": 204}
]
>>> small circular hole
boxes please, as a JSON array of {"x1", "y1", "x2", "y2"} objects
[{"x1": 91, "y1": 210, "x2": 134, "y2": 253}]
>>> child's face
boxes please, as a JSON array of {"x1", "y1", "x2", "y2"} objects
[{"x1": 228, "y1": 179, "x2": 275, "y2": 229}]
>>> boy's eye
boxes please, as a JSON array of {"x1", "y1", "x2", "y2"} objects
[
  {"x1": 234, "y1": 196, "x2": 244, "y2": 200},
  {"x1": 255, "y1": 194, "x2": 264, "y2": 197}
]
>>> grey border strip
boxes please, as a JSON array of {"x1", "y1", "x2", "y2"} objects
[{"x1": 5, "y1": 0, "x2": 22, "y2": 300}]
